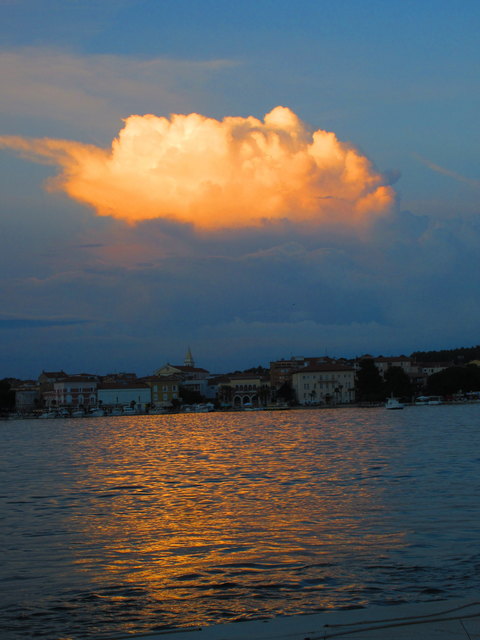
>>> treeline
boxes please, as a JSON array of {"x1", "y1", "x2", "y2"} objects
[
  {"x1": 411, "y1": 345, "x2": 480, "y2": 364},
  {"x1": 426, "y1": 365, "x2": 480, "y2": 396},
  {"x1": 0, "y1": 379, "x2": 15, "y2": 412}
]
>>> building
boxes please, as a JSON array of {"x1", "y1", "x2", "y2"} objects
[
  {"x1": 13, "y1": 380, "x2": 40, "y2": 413},
  {"x1": 143, "y1": 375, "x2": 181, "y2": 408},
  {"x1": 219, "y1": 373, "x2": 271, "y2": 408},
  {"x1": 46, "y1": 376, "x2": 98, "y2": 409},
  {"x1": 97, "y1": 381, "x2": 151, "y2": 411},
  {"x1": 417, "y1": 362, "x2": 452, "y2": 377},
  {"x1": 154, "y1": 349, "x2": 210, "y2": 398},
  {"x1": 372, "y1": 356, "x2": 414, "y2": 377},
  {"x1": 38, "y1": 370, "x2": 67, "y2": 395},
  {"x1": 270, "y1": 356, "x2": 339, "y2": 391},
  {"x1": 291, "y1": 363, "x2": 355, "y2": 405}
]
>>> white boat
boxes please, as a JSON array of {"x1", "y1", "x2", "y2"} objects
[
  {"x1": 385, "y1": 396, "x2": 404, "y2": 410},
  {"x1": 38, "y1": 411, "x2": 57, "y2": 419},
  {"x1": 415, "y1": 395, "x2": 443, "y2": 405},
  {"x1": 122, "y1": 406, "x2": 136, "y2": 415},
  {"x1": 88, "y1": 408, "x2": 105, "y2": 417},
  {"x1": 71, "y1": 410, "x2": 84, "y2": 417}
]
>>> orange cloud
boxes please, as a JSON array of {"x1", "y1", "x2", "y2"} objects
[{"x1": 0, "y1": 107, "x2": 395, "y2": 229}]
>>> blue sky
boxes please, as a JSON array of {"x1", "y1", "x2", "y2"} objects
[{"x1": 1, "y1": 0, "x2": 480, "y2": 378}]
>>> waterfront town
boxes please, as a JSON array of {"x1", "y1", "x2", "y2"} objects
[{"x1": 2, "y1": 346, "x2": 480, "y2": 418}]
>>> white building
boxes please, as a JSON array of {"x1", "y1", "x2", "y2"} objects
[
  {"x1": 292, "y1": 364, "x2": 355, "y2": 405},
  {"x1": 47, "y1": 377, "x2": 98, "y2": 409},
  {"x1": 97, "y1": 382, "x2": 151, "y2": 411}
]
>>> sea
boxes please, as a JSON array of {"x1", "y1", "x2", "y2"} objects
[{"x1": 1, "y1": 406, "x2": 480, "y2": 639}]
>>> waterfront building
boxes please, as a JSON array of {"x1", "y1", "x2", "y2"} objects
[
  {"x1": 270, "y1": 356, "x2": 339, "y2": 391},
  {"x1": 97, "y1": 381, "x2": 150, "y2": 411},
  {"x1": 154, "y1": 349, "x2": 210, "y2": 398},
  {"x1": 291, "y1": 363, "x2": 355, "y2": 405},
  {"x1": 38, "y1": 370, "x2": 67, "y2": 394},
  {"x1": 47, "y1": 376, "x2": 98, "y2": 409},
  {"x1": 219, "y1": 373, "x2": 271, "y2": 408},
  {"x1": 13, "y1": 380, "x2": 40, "y2": 412},
  {"x1": 143, "y1": 375, "x2": 181, "y2": 408}
]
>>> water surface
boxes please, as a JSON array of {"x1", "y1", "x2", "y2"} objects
[{"x1": 1, "y1": 406, "x2": 479, "y2": 639}]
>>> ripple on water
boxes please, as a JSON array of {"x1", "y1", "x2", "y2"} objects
[{"x1": 1, "y1": 406, "x2": 480, "y2": 639}]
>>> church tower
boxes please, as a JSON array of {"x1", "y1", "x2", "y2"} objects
[{"x1": 184, "y1": 347, "x2": 195, "y2": 368}]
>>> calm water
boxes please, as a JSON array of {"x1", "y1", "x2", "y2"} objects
[{"x1": 1, "y1": 407, "x2": 480, "y2": 639}]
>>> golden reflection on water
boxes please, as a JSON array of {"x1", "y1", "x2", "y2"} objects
[{"x1": 69, "y1": 410, "x2": 407, "y2": 623}]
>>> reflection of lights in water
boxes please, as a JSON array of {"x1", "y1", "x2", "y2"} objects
[
  {"x1": 68, "y1": 411, "x2": 407, "y2": 623},
  {"x1": 4, "y1": 406, "x2": 480, "y2": 639}
]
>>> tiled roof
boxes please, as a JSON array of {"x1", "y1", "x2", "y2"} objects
[
  {"x1": 143, "y1": 374, "x2": 183, "y2": 382},
  {"x1": 56, "y1": 377, "x2": 98, "y2": 383},
  {"x1": 98, "y1": 382, "x2": 149, "y2": 390},
  {"x1": 41, "y1": 370, "x2": 67, "y2": 378},
  {"x1": 294, "y1": 364, "x2": 354, "y2": 373}
]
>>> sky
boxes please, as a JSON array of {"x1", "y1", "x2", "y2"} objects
[{"x1": 1, "y1": 0, "x2": 480, "y2": 378}]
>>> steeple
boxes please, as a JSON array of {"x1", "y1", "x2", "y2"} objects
[{"x1": 184, "y1": 347, "x2": 195, "y2": 368}]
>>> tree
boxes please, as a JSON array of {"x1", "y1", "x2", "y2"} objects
[
  {"x1": 257, "y1": 384, "x2": 271, "y2": 406},
  {"x1": 0, "y1": 379, "x2": 15, "y2": 411},
  {"x1": 277, "y1": 381, "x2": 296, "y2": 405},
  {"x1": 217, "y1": 385, "x2": 233, "y2": 405},
  {"x1": 243, "y1": 365, "x2": 268, "y2": 375},
  {"x1": 356, "y1": 359, "x2": 384, "y2": 402},
  {"x1": 426, "y1": 365, "x2": 480, "y2": 396},
  {"x1": 384, "y1": 366, "x2": 413, "y2": 399}
]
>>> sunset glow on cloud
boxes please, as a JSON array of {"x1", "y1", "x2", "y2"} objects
[{"x1": 1, "y1": 107, "x2": 395, "y2": 229}]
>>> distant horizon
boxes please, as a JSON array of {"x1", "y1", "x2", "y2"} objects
[{"x1": 4, "y1": 340, "x2": 480, "y2": 382}]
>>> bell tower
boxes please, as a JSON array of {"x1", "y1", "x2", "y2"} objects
[{"x1": 184, "y1": 347, "x2": 195, "y2": 368}]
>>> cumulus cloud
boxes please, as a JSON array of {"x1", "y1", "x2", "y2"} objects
[{"x1": 0, "y1": 107, "x2": 395, "y2": 229}]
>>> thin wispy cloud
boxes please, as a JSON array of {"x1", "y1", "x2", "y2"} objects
[
  {"x1": 0, "y1": 313, "x2": 90, "y2": 330},
  {"x1": 413, "y1": 153, "x2": 480, "y2": 189},
  {"x1": 0, "y1": 48, "x2": 236, "y2": 135}
]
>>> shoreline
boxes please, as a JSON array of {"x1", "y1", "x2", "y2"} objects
[
  {"x1": 115, "y1": 598, "x2": 480, "y2": 640},
  {"x1": 4, "y1": 398, "x2": 480, "y2": 420}
]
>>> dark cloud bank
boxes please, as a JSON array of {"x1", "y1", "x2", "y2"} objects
[{"x1": 1, "y1": 205, "x2": 480, "y2": 378}]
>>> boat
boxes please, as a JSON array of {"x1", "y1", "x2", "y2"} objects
[
  {"x1": 148, "y1": 407, "x2": 168, "y2": 415},
  {"x1": 385, "y1": 396, "x2": 404, "y2": 410},
  {"x1": 88, "y1": 408, "x2": 105, "y2": 417},
  {"x1": 415, "y1": 395, "x2": 443, "y2": 405},
  {"x1": 38, "y1": 411, "x2": 57, "y2": 419}
]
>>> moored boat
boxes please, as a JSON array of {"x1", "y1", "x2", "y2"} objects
[{"x1": 385, "y1": 396, "x2": 404, "y2": 410}]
